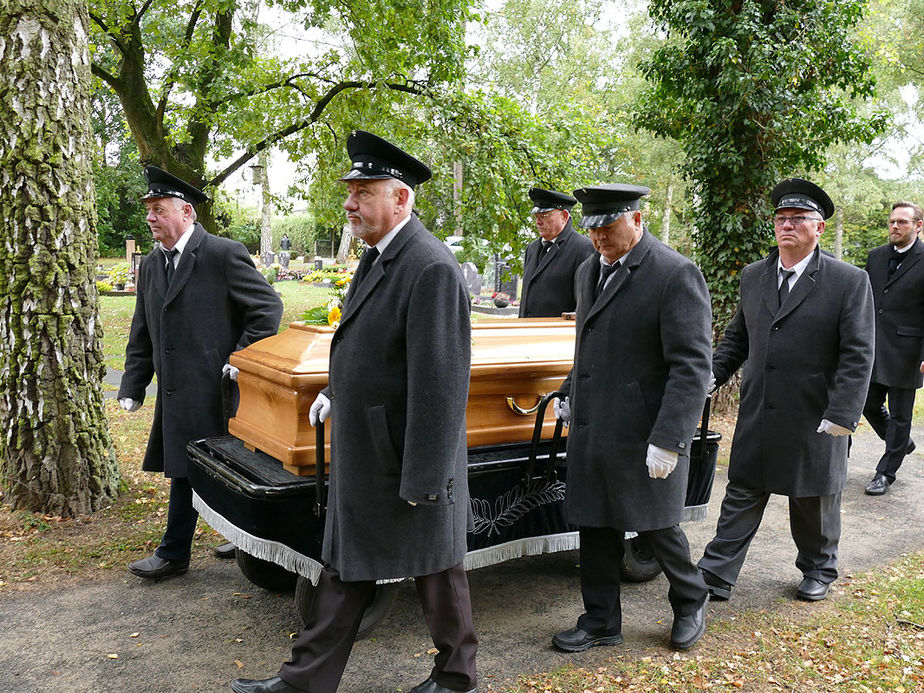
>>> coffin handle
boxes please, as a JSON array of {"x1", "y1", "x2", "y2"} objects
[{"x1": 506, "y1": 394, "x2": 546, "y2": 416}]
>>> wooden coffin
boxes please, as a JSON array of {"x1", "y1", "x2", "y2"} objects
[{"x1": 228, "y1": 318, "x2": 576, "y2": 475}]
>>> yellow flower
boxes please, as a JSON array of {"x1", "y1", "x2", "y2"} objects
[
  {"x1": 336, "y1": 277, "x2": 349, "y2": 287},
  {"x1": 327, "y1": 306, "x2": 342, "y2": 325}
]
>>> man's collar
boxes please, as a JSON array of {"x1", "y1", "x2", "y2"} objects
[
  {"x1": 368, "y1": 214, "x2": 411, "y2": 254},
  {"x1": 161, "y1": 222, "x2": 195, "y2": 254}
]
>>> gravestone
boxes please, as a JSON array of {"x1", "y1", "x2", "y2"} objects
[
  {"x1": 494, "y1": 259, "x2": 518, "y2": 300},
  {"x1": 262, "y1": 251, "x2": 276, "y2": 267},
  {"x1": 278, "y1": 251, "x2": 290, "y2": 269},
  {"x1": 461, "y1": 262, "x2": 482, "y2": 297}
]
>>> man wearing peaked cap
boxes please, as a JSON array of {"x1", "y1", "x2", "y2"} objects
[
  {"x1": 232, "y1": 132, "x2": 477, "y2": 693},
  {"x1": 552, "y1": 183, "x2": 713, "y2": 652},
  {"x1": 119, "y1": 165, "x2": 282, "y2": 579},
  {"x1": 699, "y1": 178, "x2": 874, "y2": 603},
  {"x1": 518, "y1": 187, "x2": 595, "y2": 318}
]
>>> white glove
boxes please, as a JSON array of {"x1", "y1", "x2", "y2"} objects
[
  {"x1": 646, "y1": 444, "x2": 678, "y2": 479},
  {"x1": 308, "y1": 392, "x2": 331, "y2": 426},
  {"x1": 817, "y1": 419, "x2": 851, "y2": 437},
  {"x1": 553, "y1": 396, "x2": 571, "y2": 423},
  {"x1": 222, "y1": 363, "x2": 239, "y2": 381},
  {"x1": 708, "y1": 372, "x2": 717, "y2": 395},
  {"x1": 118, "y1": 398, "x2": 141, "y2": 412}
]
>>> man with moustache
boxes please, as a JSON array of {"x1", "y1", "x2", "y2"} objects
[
  {"x1": 518, "y1": 187, "x2": 595, "y2": 318},
  {"x1": 699, "y1": 179, "x2": 874, "y2": 602},
  {"x1": 231, "y1": 131, "x2": 477, "y2": 693},
  {"x1": 553, "y1": 184, "x2": 712, "y2": 652},
  {"x1": 119, "y1": 166, "x2": 282, "y2": 579},
  {"x1": 862, "y1": 201, "x2": 924, "y2": 495}
]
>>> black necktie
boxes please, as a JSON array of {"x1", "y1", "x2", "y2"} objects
[
  {"x1": 351, "y1": 247, "x2": 379, "y2": 291},
  {"x1": 541, "y1": 240, "x2": 552, "y2": 252},
  {"x1": 778, "y1": 269, "x2": 795, "y2": 308},
  {"x1": 163, "y1": 248, "x2": 179, "y2": 285},
  {"x1": 888, "y1": 247, "x2": 903, "y2": 277},
  {"x1": 595, "y1": 262, "x2": 620, "y2": 300}
]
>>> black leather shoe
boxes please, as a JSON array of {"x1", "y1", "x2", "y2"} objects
[
  {"x1": 127, "y1": 555, "x2": 189, "y2": 579},
  {"x1": 907, "y1": 439, "x2": 916, "y2": 455},
  {"x1": 214, "y1": 542, "x2": 237, "y2": 559},
  {"x1": 230, "y1": 676, "x2": 302, "y2": 693},
  {"x1": 700, "y1": 568, "x2": 732, "y2": 601},
  {"x1": 408, "y1": 676, "x2": 477, "y2": 693},
  {"x1": 865, "y1": 474, "x2": 890, "y2": 496},
  {"x1": 671, "y1": 598, "x2": 708, "y2": 649},
  {"x1": 551, "y1": 626, "x2": 623, "y2": 652},
  {"x1": 796, "y1": 577, "x2": 830, "y2": 601}
]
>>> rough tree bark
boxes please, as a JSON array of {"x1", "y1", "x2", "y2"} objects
[{"x1": 0, "y1": 0, "x2": 120, "y2": 515}]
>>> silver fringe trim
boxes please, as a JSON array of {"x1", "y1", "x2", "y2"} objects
[
  {"x1": 683, "y1": 504, "x2": 709, "y2": 523},
  {"x1": 192, "y1": 491, "x2": 323, "y2": 585},
  {"x1": 463, "y1": 531, "x2": 580, "y2": 571}
]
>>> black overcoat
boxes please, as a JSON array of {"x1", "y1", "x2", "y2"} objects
[
  {"x1": 865, "y1": 238, "x2": 924, "y2": 389},
  {"x1": 118, "y1": 224, "x2": 283, "y2": 477},
  {"x1": 561, "y1": 230, "x2": 713, "y2": 531},
  {"x1": 713, "y1": 247, "x2": 875, "y2": 496},
  {"x1": 322, "y1": 217, "x2": 472, "y2": 582},
  {"x1": 518, "y1": 221, "x2": 595, "y2": 318}
]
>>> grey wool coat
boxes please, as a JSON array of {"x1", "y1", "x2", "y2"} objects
[
  {"x1": 118, "y1": 224, "x2": 283, "y2": 478},
  {"x1": 561, "y1": 230, "x2": 713, "y2": 531},
  {"x1": 518, "y1": 221, "x2": 596, "y2": 318},
  {"x1": 865, "y1": 238, "x2": 924, "y2": 389},
  {"x1": 322, "y1": 216, "x2": 472, "y2": 582},
  {"x1": 713, "y1": 247, "x2": 875, "y2": 497}
]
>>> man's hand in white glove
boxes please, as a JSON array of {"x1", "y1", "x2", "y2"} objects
[
  {"x1": 817, "y1": 419, "x2": 851, "y2": 437},
  {"x1": 708, "y1": 372, "x2": 717, "y2": 395},
  {"x1": 553, "y1": 396, "x2": 571, "y2": 424},
  {"x1": 309, "y1": 392, "x2": 331, "y2": 426},
  {"x1": 118, "y1": 398, "x2": 141, "y2": 413},
  {"x1": 646, "y1": 444, "x2": 679, "y2": 479},
  {"x1": 222, "y1": 363, "x2": 239, "y2": 381}
]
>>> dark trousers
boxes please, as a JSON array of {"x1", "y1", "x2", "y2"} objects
[
  {"x1": 576, "y1": 525, "x2": 707, "y2": 635},
  {"x1": 699, "y1": 482, "x2": 841, "y2": 585},
  {"x1": 155, "y1": 477, "x2": 198, "y2": 562},
  {"x1": 279, "y1": 563, "x2": 477, "y2": 693},
  {"x1": 863, "y1": 382, "x2": 917, "y2": 482}
]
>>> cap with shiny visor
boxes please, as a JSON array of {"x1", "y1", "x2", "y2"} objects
[
  {"x1": 529, "y1": 187, "x2": 577, "y2": 214},
  {"x1": 573, "y1": 184, "x2": 650, "y2": 229},
  {"x1": 140, "y1": 165, "x2": 208, "y2": 206},
  {"x1": 770, "y1": 178, "x2": 834, "y2": 220},
  {"x1": 339, "y1": 130, "x2": 432, "y2": 189}
]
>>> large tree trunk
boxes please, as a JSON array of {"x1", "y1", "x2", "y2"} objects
[{"x1": 0, "y1": 0, "x2": 120, "y2": 516}]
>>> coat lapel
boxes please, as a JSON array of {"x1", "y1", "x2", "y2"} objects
[
  {"x1": 774, "y1": 246, "x2": 820, "y2": 323},
  {"x1": 885, "y1": 238, "x2": 923, "y2": 287},
  {"x1": 163, "y1": 224, "x2": 206, "y2": 306},
  {"x1": 585, "y1": 229, "x2": 652, "y2": 322}
]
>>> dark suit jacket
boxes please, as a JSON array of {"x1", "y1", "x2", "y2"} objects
[
  {"x1": 560, "y1": 230, "x2": 712, "y2": 531},
  {"x1": 713, "y1": 247, "x2": 874, "y2": 496},
  {"x1": 865, "y1": 238, "x2": 924, "y2": 389},
  {"x1": 518, "y1": 221, "x2": 595, "y2": 318},
  {"x1": 322, "y1": 216, "x2": 472, "y2": 582},
  {"x1": 118, "y1": 224, "x2": 283, "y2": 477}
]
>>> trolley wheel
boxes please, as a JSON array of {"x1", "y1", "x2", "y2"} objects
[
  {"x1": 620, "y1": 535, "x2": 662, "y2": 582},
  {"x1": 235, "y1": 550, "x2": 298, "y2": 592},
  {"x1": 295, "y1": 576, "x2": 400, "y2": 640}
]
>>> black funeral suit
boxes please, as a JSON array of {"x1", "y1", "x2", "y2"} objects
[
  {"x1": 231, "y1": 131, "x2": 477, "y2": 693},
  {"x1": 119, "y1": 166, "x2": 283, "y2": 579},
  {"x1": 699, "y1": 179, "x2": 875, "y2": 603},
  {"x1": 861, "y1": 218, "x2": 924, "y2": 495},
  {"x1": 518, "y1": 188, "x2": 595, "y2": 318},
  {"x1": 553, "y1": 184, "x2": 712, "y2": 653}
]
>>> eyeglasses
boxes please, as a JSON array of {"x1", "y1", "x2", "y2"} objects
[
  {"x1": 773, "y1": 215, "x2": 820, "y2": 227},
  {"x1": 888, "y1": 218, "x2": 915, "y2": 227}
]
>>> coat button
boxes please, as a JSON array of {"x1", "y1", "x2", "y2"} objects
[
  {"x1": 767, "y1": 365, "x2": 775, "y2": 372},
  {"x1": 166, "y1": 388, "x2": 175, "y2": 395},
  {"x1": 878, "y1": 309, "x2": 883, "y2": 314},
  {"x1": 883, "y1": 288, "x2": 889, "y2": 294},
  {"x1": 772, "y1": 326, "x2": 779, "y2": 331},
  {"x1": 165, "y1": 346, "x2": 174, "y2": 354}
]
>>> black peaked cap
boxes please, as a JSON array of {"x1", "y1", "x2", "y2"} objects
[
  {"x1": 529, "y1": 187, "x2": 577, "y2": 214},
  {"x1": 573, "y1": 184, "x2": 650, "y2": 229},
  {"x1": 340, "y1": 130, "x2": 432, "y2": 189},
  {"x1": 771, "y1": 178, "x2": 834, "y2": 220},
  {"x1": 140, "y1": 165, "x2": 208, "y2": 206}
]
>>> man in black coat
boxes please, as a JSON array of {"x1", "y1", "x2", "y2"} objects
[
  {"x1": 518, "y1": 188, "x2": 595, "y2": 318},
  {"x1": 861, "y1": 201, "x2": 924, "y2": 496},
  {"x1": 231, "y1": 132, "x2": 477, "y2": 693},
  {"x1": 699, "y1": 179, "x2": 875, "y2": 603},
  {"x1": 118, "y1": 166, "x2": 283, "y2": 580},
  {"x1": 552, "y1": 184, "x2": 712, "y2": 653}
]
